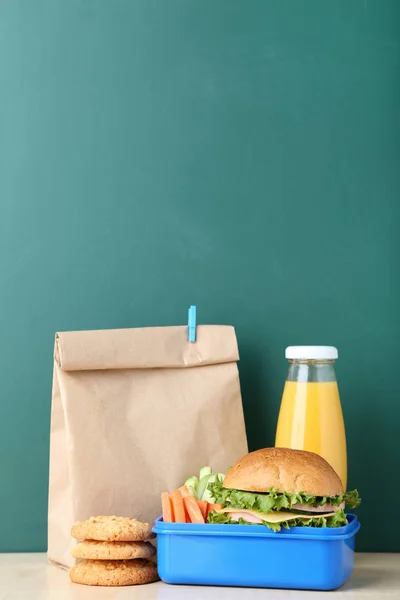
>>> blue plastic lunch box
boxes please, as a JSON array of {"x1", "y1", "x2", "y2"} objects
[{"x1": 153, "y1": 514, "x2": 360, "y2": 590}]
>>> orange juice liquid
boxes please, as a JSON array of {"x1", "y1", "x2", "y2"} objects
[{"x1": 275, "y1": 381, "x2": 347, "y2": 489}]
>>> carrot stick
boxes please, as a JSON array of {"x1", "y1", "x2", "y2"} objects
[
  {"x1": 178, "y1": 485, "x2": 191, "y2": 498},
  {"x1": 171, "y1": 489, "x2": 186, "y2": 522},
  {"x1": 207, "y1": 503, "x2": 223, "y2": 511},
  {"x1": 176, "y1": 486, "x2": 192, "y2": 520},
  {"x1": 184, "y1": 505, "x2": 191, "y2": 523},
  {"x1": 183, "y1": 496, "x2": 205, "y2": 523},
  {"x1": 196, "y1": 500, "x2": 208, "y2": 521},
  {"x1": 161, "y1": 492, "x2": 174, "y2": 522}
]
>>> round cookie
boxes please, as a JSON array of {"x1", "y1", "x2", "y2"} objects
[
  {"x1": 71, "y1": 516, "x2": 154, "y2": 542},
  {"x1": 71, "y1": 540, "x2": 156, "y2": 561},
  {"x1": 69, "y1": 558, "x2": 159, "y2": 587}
]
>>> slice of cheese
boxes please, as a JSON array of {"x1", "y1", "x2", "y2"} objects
[{"x1": 215, "y1": 507, "x2": 337, "y2": 524}]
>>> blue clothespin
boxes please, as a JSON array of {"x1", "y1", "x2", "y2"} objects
[{"x1": 188, "y1": 305, "x2": 197, "y2": 342}]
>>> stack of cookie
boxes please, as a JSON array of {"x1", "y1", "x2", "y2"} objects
[{"x1": 69, "y1": 515, "x2": 159, "y2": 587}]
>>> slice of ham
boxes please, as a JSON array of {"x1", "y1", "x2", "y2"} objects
[
  {"x1": 291, "y1": 502, "x2": 344, "y2": 513},
  {"x1": 229, "y1": 512, "x2": 264, "y2": 524}
]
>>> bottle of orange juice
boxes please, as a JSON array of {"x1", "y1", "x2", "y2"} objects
[{"x1": 275, "y1": 346, "x2": 347, "y2": 489}]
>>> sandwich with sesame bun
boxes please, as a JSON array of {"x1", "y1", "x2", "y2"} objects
[{"x1": 207, "y1": 447, "x2": 360, "y2": 532}]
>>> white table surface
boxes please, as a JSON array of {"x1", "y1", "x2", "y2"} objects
[{"x1": 0, "y1": 553, "x2": 399, "y2": 599}]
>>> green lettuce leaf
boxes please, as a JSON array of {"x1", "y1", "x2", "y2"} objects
[
  {"x1": 207, "y1": 508, "x2": 347, "y2": 532},
  {"x1": 208, "y1": 478, "x2": 231, "y2": 505},
  {"x1": 208, "y1": 478, "x2": 361, "y2": 511},
  {"x1": 343, "y1": 489, "x2": 361, "y2": 508}
]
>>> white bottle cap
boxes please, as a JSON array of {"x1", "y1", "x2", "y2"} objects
[{"x1": 285, "y1": 346, "x2": 338, "y2": 360}]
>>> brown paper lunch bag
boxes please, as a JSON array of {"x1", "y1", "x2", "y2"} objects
[{"x1": 47, "y1": 325, "x2": 248, "y2": 567}]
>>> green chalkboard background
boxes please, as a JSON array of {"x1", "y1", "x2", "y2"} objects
[{"x1": 0, "y1": 0, "x2": 399, "y2": 552}]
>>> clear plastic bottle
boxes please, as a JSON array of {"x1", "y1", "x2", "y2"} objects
[{"x1": 275, "y1": 346, "x2": 347, "y2": 489}]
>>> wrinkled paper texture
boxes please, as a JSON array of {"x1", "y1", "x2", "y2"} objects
[{"x1": 48, "y1": 325, "x2": 248, "y2": 567}]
